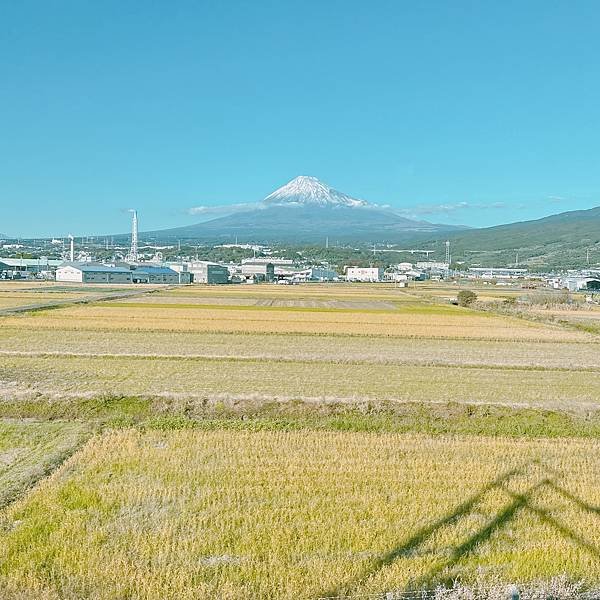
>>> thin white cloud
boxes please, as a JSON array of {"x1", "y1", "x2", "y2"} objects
[
  {"x1": 396, "y1": 201, "x2": 507, "y2": 219},
  {"x1": 187, "y1": 202, "x2": 261, "y2": 216}
]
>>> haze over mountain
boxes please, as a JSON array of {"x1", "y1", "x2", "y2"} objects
[{"x1": 144, "y1": 176, "x2": 465, "y2": 244}]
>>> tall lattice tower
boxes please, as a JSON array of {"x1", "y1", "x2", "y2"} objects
[
  {"x1": 445, "y1": 240, "x2": 451, "y2": 265},
  {"x1": 127, "y1": 209, "x2": 138, "y2": 263}
]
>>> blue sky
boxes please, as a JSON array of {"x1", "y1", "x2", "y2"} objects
[{"x1": 2, "y1": 0, "x2": 600, "y2": 237}]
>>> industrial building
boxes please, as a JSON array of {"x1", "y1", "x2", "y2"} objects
[
  {"x1": 187, "y1": 261, "x2": 230, "y2": 284},
  {"x1": 56, "y1": 263, "x2": 133, "y2": 283},
  {"x1": 559, "y1": 276, "x2": 600, "y2": 292},
  {"x1": 468, "y1": 267, "x2": 528, "y2": 279},
  {"x1": 275, "y1": 266, "x2": 338, "y2": 283},
  {"x1": 131, "y1": 265, "x2": 185, "y2": 284},
  {"x1": 55, "y1": 263, "x2": 186, "y2": 284},
  {"x1": 0, "y1": 257, "x2": 62, "y2": 278},
  {"x1": 240, "y1": 261, "x2": 275, "y2": 282},
  {"x1": 345, "y1": 267, "x2": 383, "y2": 282}
]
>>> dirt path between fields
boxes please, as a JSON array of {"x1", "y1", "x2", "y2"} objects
[{"x1": 0, "y1": 286, "x2": 169, "y2": 316}]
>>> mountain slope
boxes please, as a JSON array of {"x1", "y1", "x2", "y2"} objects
[
  {"x1": 424, "y1": 206, "x2": 600, "y2": 268},
  {"x1": 144, "y1": 176, "x2": 463, "y2": 243}
]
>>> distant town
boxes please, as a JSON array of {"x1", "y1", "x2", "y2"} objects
[{"x1": 1, "y1": 209, "x2": 599, "y2": 294}]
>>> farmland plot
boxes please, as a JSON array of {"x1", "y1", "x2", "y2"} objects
[
  {"x1": 0, "y1": 302, "x2": 586, "y2": 341},
  {"x1": 2, "y1": 353, "x2": 600, "y2": 411},
  {"x1": 1, "y1": 328, "x2": 599, "y2": 369},
  {"x1": 1, "y1": 430, "x2": 600, "y2": 599}
]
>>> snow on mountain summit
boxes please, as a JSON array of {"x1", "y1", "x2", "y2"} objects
[{"x1": 262, "y1": 176, "x2": 370, "y2": 208}]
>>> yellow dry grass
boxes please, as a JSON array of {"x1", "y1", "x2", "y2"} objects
[
  {"x1": 1, "y1": 430, "x2": 600, "y2": 599},
  {"x1": 0, "y1": 303, "x2": 585, "y2": 341},
  {"x1": 1, "y1": 327, "x2": 599, "y2": 369}
]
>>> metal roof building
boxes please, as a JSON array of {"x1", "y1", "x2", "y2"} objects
[
  {"x1": 132, "y1": 265, "x2": 184, "y2": 284},
  {"x1": 0, "y1": 258, "x2": 62, "y2": 275},
  {"x1": 56, "y1": 263, "x2": 133, "y2": 283}
]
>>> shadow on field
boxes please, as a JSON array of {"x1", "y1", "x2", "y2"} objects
[{"x1": 317, "y1": 459, "x2": 600, "y2": 598}]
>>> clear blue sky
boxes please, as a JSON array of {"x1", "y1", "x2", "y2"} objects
[{"x1": 2, "y1": 0, "x2": 600, "y2": 237}]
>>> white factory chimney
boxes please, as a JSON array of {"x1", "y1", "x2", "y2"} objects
[
  {"x1": 128, "y1": 209, "x2": 138, "y2": 263},
  {"x1": 68, "y1": 235, "x2": 74, "y2": 262}
]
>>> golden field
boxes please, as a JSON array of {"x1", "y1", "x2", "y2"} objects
[
  {"x1": 0, "y1": 283, "x2": 598, "y2": 412},
  {"x1": 1, "y1": 430, "x2": 600, "y2": 599},
  {"x1": 0, "y1": 299, "x2": 586, "y2": 340},
  {"x1": 1, "y1": 281, "x2": 600, "y2": 598}
]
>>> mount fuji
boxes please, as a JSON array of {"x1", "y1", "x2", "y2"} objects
[
  {"x1": 145, "y1": 176, "x2": 466, "y2": 244},
  {"x1": 263, "y1": 176, "x2": 369, "y2": 208}
]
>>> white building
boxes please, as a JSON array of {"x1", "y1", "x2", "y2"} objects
[
  {"x1": 56, "y1": 263, "x2": 133, "y2": 283},
  {"x1": 345, "y1": 267, "x2": 383, "y2": 282}
]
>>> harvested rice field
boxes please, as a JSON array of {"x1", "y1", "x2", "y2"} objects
[
  {"x1": 1, "y1": 328, "x2": 599, "y2": 368},
  {"x1": 1, "y1": 281, "x2": 600, "y2": 598},
  {"x1": 2, "y1": 353, "x2": 600, "y2": 412},
  {"x1": 1, "y1": 430, "x2": 600, "y2": 599},
  {"x1": 0, "y1": 301, "x2": 586, "y2": 340}
]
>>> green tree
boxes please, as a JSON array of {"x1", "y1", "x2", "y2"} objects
[{"x1": 457, "y1": 290, "x2": 477, "y2": 307}]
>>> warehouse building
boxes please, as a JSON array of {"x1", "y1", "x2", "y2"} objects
[
  {"x1": 56, "y1": 263, "x2": 133, "y2": 283},
  {"x1": 0, "y1": 257, "x2": 62, "y2": 278},
  {"x1": 560, "y1": 276, "x2": 600, "y2": 292},
  {"x1": 187, "y1": 261, "x2": 229, "y2": 284},
  {"x1": 131, "y1": 265, "x2": 183, "y2": 284},
  {"x1": 275, "y1": 266, "x2": 339, "y2": 283},
  {"x1": 240, "y1": 261, "x2": 275, "y2": 282},
  {"x1": 55, "y1": 263, "x2": 186, "y2": 284}
]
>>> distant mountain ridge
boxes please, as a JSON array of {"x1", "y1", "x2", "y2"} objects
[
  {"x1": 421, "y1": 205, "x2": 600, "y2": 268},
  {"x1": 144, "y1": 176, "x2": 464, "y2": 243}
]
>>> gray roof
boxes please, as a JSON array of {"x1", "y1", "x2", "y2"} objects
[
  {"x1": 60, "y1": 263, "x2": 131, "y2": 273},
  {"x1": 133, "y1": 265, "x2": 177, "y2": 275},
  {"x1": 0, "y1": 258, "x2": 63, "y2": 267}
]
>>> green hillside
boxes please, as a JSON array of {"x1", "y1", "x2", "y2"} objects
[{"x1": 419, "y1": 206, "x2": 600, "y2": 270}]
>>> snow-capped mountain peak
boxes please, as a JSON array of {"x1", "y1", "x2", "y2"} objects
[{"x1": 262, "y1": 176, "x2": 369, "y2": 208}]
